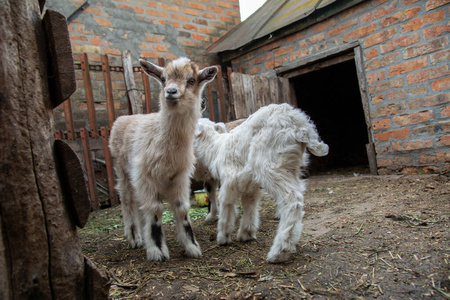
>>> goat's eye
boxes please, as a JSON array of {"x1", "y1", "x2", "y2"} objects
[
  {"x1": 188, "y1": 78, "x2": 196, "y2": 86},
  {"x1": 161, "y1": 77, "x2": 166, "y2": 84}
]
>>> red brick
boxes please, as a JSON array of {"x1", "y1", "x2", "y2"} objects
[
  {"x1": 367, "y1": 71, "x2": 385, "y2": 84},
  {"x1": 141, "y1": 51, "x2": 159, "y2": 59},
  {"x1": 381, "y1": 11, "x2": 406, "y2": 27},
  {"x1": 192, "y1": 33, "x2": 210, "y2": 41},
  {"x1": 90, "y1": 37, "x2": 107, "y2": 46},
  {"x1": 371, "y1": 103, "x2": 407, "y2": 118},
  {"x1": 360, "y1": 1, "x2": 396, "y2": 23},
  {"x1": 119, "y1": 4, "x2": 144, "y2": 14},
  {"x1": 409, "y1": 92, "x2": 450, "y2": 109},
  {"x1": 380, "y1": 33, "x2": 419, "y2": 54},
  {"x1": 439, "y1": 135, "x2": 450, "y2": 146},
  {"x1": 311, "y1": 18, "x2": 335, "y2": 33},
  {"x1": 308, "y1": 33, "x2": 326, "y2": 44},
  {"x1": 159, "y1": 3, "x2": 179, "y2": 12},
  {"x1": 430, "y1": 49, "x2": 450, "y2": 64},
  {"x1": 441, "y1": 105, "x2": 450, "y2": 117},
  {"x1": 407, "y1": 65, "x2": 450, "y2": 85},
  {"x1": 202, "y1": 12, "x2": 215, "y2": 19},
  {"x1": 364, "y1": 27, "x2": 397, "y2": 47},
  {"x1": 171, "y1": 13, "x2": 190, "y2": 22},
  {"x1": 425, "y1": 0, "x2": 450, "y2": 11},
  {"x1": 404, "y1": 37, "x2": 448, "y2": 59},
  {"x1": 93, "y1": 17, "x2": 112, "y2": 27},
  {"x1": 85, "y1": 7, "x2": 102, "y2": 16},
  {"x1": 70, "y1": 35, "x2": 87, "y2": 42},
  {"x1": 274, "y1": 46, "x2": 294, "y2": 57},
  {"x1": 145, "y1": 35, "x2": 162, "y2": 43},
  {"x1": 387, "y1": 90, "x2": 407, "y2": 101},
  {"x1": 373, "y1": 119, "x2": 391, "y2": 130},
  {"x1": 392, "y1": 139, "x2": 433, "y2": 151},
  {"x1": 365, "y1": 48, "x2": 378, "y2": 59},
  {"x1": 219, "y1": 15, "x2": 233, "y2": 23},
  {"x1": 290, "y1": 48, "x2": 313, "y2": 61},
  {"x1": 183, "y1": 24, "x2": 198, "y2": 31},
  {"x1": 368, "y1": 78, "x2": 404, "y2": 94},
  {"x1": 388, "y1": 57, "x2": 428, "y2": 77},
  {"x1": 423, "y1": 23, "x2": 450, "y2": 39},
  {"x1": 344, "y1": 23, "x2": 377, "y2": 41},
  {"x1": 247, "y1": 66, "x2": 263, "y2": 75},
  {"x1": 226, "y1": 10, "x2": 241, "y2": 18},
  {"x1": 372, "y1": 94, "x2": 385, "y2": 104},
  {"x1": 365, "y1": 52, "x2": 400, "y2": 71},
  {"x1": 208, "y1": 6, "x2": 224, "y2": 14},
  {"x1": 286, "y1": 31, "x2": 306, "y2": 43},
  {"x1": 432, "y1": 77, "x2": 450, "y2": 91},
  {"x1": 404, "y1": 7, "x2": 422, "y2": 21},
  {"x1": 146, "y1": 9, "x2": 168, "y2": 18},
  {"x1": 328, "y1": 20, "x2": 358, "y2": 37},
  {"x1": 188, "y1": 2, "x2": 207, "y2": 10},
  {"x1": 392, "y1": 110, "x2": 433, "y2": 125},
  {"x1": 402, "y1": 10, "x2": 446, "y2": 31},
  {"x1": 181, "y1": 7, "x2": 200, "y2": 16},
  {"x1": 374, "y1": 128, "x2": 411, "y2": 141},
  {"x1": 413, "y1": 121, "x2": 450, "y2": 135},
  {"x1": 200, "y1": 27, "x2": 216, "y2": 34},
  {"x1": 155, "y1": 45, "x2": 167, "y2": 52},
  {"x1": 216, "y1": 0, "x2": 233, "y2": 9}
]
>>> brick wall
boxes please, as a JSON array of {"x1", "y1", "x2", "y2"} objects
[
  {"x1": 227, "y1": 0, "x2": 450, "y2": 175},
  {"x1": 46, "y1": 0, "x2": 240, "y2": 129}
]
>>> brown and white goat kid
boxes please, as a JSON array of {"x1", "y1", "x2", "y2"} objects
[
  {"x1": 109, "y1": 57, "x2": 218, "y2": 261},
  {"x1": 194, "y1": 103, "x2": 329, "y2": 263}
]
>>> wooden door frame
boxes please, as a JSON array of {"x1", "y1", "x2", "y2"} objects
[{"x1": 277, "y1": 41, "x2": 378, "y2": 175}]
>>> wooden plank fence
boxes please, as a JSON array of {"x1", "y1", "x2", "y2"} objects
[{"x1": 55, "y1": 52, "x2": 228, "y2": 210}]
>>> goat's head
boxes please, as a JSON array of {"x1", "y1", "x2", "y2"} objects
[{"x1": 140, "y1": 57, "x2": 218, "y2": 111}]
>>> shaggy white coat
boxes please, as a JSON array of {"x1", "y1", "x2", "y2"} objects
[
  {"x1": 109, "y1": 57, "x2": 217, "y2": 261},
  {"x1": 194, "y1": 103, "x2": 329, "y2": 263}
]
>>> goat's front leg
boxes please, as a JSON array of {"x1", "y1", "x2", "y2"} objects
[
  {"x1": 168, "y1": 179, "x2": 202, "y2": 258},
  {"x1": 205, "y1": 179, "x2": 219, "y2": 222},
  {"x1": 217, "y1": 184, "x2": 238, "y2": 245},
  {"x1": 237, "y1": 187, "x2": 261, "y2": 242},
  {"x1": 140, "y1": 195, "x2": 170, "y2": 261},
  {"x1": 266, "y1": 185, "x2": 305, "y2": 263}
]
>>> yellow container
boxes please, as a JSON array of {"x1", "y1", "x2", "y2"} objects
[{"x1": 194, "y1": 191, "x2": 208, "y2": 207}]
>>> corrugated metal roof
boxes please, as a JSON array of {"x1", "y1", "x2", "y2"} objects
[{"x1": 207, "y1": 0, "x2": 336, "y2": 53}]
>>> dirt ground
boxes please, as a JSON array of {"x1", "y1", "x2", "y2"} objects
[{"x1": 80, "y1": 172, "x2": 450, "y2": 299}]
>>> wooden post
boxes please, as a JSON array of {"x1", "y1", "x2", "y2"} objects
[
  {"x1": 158, "y1": 57, "x2": 166, "y2": 67},
  {"x1": 63, "y1": 98, "x2": 76, "y2": 141},
  {"x1": 80, "y1": 128, "x2": 99, "y2": 210},
  {"x1": 80, "y1": 53, "x2": 99, "y2": 138},
  {"x1": 101, "y1": 54, "x2": 115, "y2": 129},
  {"x1": 216, "y1": 65, "x2": 226, "y2": 122},
  {"x1": 122, "y1": 50, "x2": 143, "y2": 115},
  {"x1": 207, "y1": 83, "x2": 214, "y2": 121},
  {"x1": 227, "y1": 66, "x2": 236, "y2": 120},
  {"x1": 142, "y1": 70, "x2": 152, "y2": 113},
  {"x1": 55, "y1": 129, "x2": 64, "y2": 139},
  {"x1": 100, "y1": 127, "x2": 118, "y2": 206}
]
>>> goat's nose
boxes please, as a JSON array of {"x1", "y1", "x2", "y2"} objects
[{"x1": 166, "y1": 88, "x2": 177, "y2": 95}]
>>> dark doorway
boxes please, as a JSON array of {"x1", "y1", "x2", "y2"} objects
[{"x1": 291, "y1": 59, "x2": 369, "y2": 174}]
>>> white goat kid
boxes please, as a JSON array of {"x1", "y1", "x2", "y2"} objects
[
  {"x1": 109, "y1": 57, "x2": 218, "y2": 261},
  {"x1": 194, "y1": 103, "x2": 329, "y2": 263}
]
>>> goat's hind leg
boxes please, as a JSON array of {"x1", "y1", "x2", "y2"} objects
[
  {"x1": 116, "y1": 170, "x2": 143, "y2": 248},
  {"x1": 205, "y1": 179, "x2": 219, "y2": 222},
  {"x1": 266, "y1": 183, "x2": 306, "y2": 263},
  {"x1": 237, "y1": 187, "x2": 261, "y2": 242},
  {"x1": 217, "y1": 184, "x2": 239, "y2": 245}
]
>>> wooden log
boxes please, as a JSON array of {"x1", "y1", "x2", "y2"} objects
[
  {"x1": 101, "y1": 54, "x2": 115, "y2": 128},
  {"x1": 0, "y1": 1, "x2": 108, "y2": 298},
  {"x1": 64, "y1": 98, "x2": 76, "y2": 141},
  {"x1": 122, "y1": 50, "x2": 143, "y2": 114},
  {"x1": 80, "y1": 53, "x2": 99, "y2": 138},
  {"x1": 101, "y1": 127, "x2": 118, "y2": 206},
  {"x1": 80, "y1": 128, "x2": 99, "y2": 210},
  {"x1": 207, "y1": 82, "x2": 214, "y2": 121}
]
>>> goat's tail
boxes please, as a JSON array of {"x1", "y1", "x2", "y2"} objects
[{"x1": 295, "y1": 125, "x2": 329, "y2": 157}]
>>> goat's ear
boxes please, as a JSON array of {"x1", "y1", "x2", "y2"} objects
[
  {"x1": 140, "y1": 59, "x2": 164, "y2": 84},
  {"x1": 214, "y1": 122, "x2": 226, "y2": 134},
  {"x1": 195, "y1": 123, "x2": 205, "y2": 137},
  {"x1": 198, "y1": 66, "x2": 218, "y2": 85}
]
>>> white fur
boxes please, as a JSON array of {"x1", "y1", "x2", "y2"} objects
[
  {"x1": 110, "y1": 57, "x2": 217, "y2": 261},
  {"x1": 194, "y1": 103, "x2": 328, "y2": 263}
]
